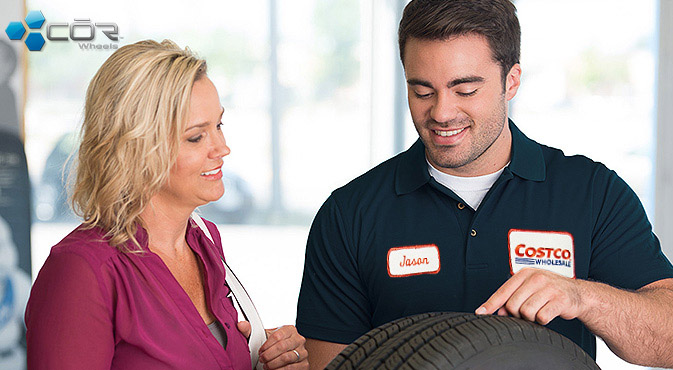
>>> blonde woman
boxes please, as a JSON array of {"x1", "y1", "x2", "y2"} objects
[{"x1": 25, "y1": 40, "x2": 308, "y2": 370}]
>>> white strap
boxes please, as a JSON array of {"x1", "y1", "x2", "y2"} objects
[{"x1": 191, "y1": 213, "x2": 266, "y2": 370}]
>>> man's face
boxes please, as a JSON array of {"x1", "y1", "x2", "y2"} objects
[{"x1": 404, "y1": 34, "x2": 521, "y2": 176}]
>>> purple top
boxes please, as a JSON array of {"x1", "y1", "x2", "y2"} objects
[{"x1": 25, "y1": 218, "x2": 252, "y2": 370}]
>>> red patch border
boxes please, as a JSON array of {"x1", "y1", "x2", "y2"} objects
[
  {"x1": 387, "y1": 244, "x2": 441, "y2": 278},
  {"x1": 507, "y1": 229, "x2": 576, "y2": 279}
]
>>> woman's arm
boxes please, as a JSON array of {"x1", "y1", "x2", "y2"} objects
[{"x1": 25, "y1": 251, "x2": 114, "y2": 370}]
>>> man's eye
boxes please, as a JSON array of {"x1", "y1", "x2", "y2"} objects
[
  {"x1": 457, "y1": 90, "x2": 477, "y2": 97},
  {"x1": 188, "y1": 134, "x2": 203, "y2": 143},
  {"x1": 414, "y1": 92, "x2": 433, "y2": 99},
  {"x1": 216, "y1": 122, "x2": 223, "y2": 130}
]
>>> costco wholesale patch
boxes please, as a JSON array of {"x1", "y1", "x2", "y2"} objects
[
  {"x1": 508, "y1": 229, "x2": 575, "y2": 278},
  {"x1": 387, "y1": 244, "x2": 440, "y2": 277}
]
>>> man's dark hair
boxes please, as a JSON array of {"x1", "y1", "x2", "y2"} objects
[{"x1": 398, "y1": 0, "x2": 521, "y2": 82}]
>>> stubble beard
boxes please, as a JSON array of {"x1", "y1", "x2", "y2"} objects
[{"x1": 419, "y1": 97, "x2": 508, "y2": 172}]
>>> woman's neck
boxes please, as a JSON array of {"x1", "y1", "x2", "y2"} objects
[{"x1": 140, "y1": 197, "x2": 194, "y2": 258}]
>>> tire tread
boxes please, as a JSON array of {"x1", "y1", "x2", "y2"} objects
[{"x1": 327, "y1": 312, "x2": 601, "y2": 370}]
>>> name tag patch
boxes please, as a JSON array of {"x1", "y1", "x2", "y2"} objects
[
  {"x1": 508, "y1": 229, "x2": 575, "y2": 278},
  {"x1": 387, "y1": 244, "x2": 440, "y2": 277}
]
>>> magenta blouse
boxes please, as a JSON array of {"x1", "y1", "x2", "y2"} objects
[{"x1": 25, "y1": 218, "x2": 253, "y2": 370}]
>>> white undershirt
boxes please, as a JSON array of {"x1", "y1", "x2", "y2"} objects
[{"x1": 427, "y1": 159, "x2": 508, "y2": 210}]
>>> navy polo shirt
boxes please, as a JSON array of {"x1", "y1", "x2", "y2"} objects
[{"x1": 296, "y1": 120, "x2": 673, "y2": 359}]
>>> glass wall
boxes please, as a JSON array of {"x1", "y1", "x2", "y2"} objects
[
  {"x1": 515, "y1": 0, "x2": 658, "y2": 219},
  {"x1": 25, "y1": 0, "x2": 400, "y2": 328}
]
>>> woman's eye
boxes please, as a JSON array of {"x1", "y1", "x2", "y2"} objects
[{"x1": 187, "y1": 134, "x2": 203, "y2": 143}]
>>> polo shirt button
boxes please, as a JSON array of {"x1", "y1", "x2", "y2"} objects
[
  {"x1": 470, "y1": 229, "x2": 477, "y2": 237},
  {"x1": 457, "y1": 203, "x2": 465, "y2": 210}
]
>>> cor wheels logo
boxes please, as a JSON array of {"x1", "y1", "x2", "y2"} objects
[
  {"x1": 4, "y1": 10, "x2": 120, "y2": 52},
  {"x1": 5, "y1": 10, "x2": 46, "y2": 51}
]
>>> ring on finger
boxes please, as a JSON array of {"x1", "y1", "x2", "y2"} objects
[{"x1": 292, "y1": 349, "x2": 300, "y2": 363}]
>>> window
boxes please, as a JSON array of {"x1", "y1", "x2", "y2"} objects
[{"x1": 26, "y1": 0, "x2": 393, "y2": 327}]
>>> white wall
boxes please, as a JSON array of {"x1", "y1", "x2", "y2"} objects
[{"x1": 656, "y1": 0, "x2": 673, "y2": 260}]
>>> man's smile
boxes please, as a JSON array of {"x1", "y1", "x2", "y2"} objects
[{"x1": 433, "y1": 127, "x2": 466, "y2": 137}]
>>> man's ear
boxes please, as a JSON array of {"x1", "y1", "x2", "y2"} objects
[{"x1": 505, "y1": 63, "x2": 522, "y2": 101}]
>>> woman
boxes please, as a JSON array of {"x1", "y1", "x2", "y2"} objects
[{"x1": 25, "y1": 40, "x2": 308, "y2": 370}]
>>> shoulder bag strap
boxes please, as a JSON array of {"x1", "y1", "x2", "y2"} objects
[{"x1": 191, "y1": 213, "x2": 266, "y2": 370}]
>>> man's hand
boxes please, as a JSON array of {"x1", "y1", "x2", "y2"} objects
[
  {"x1": 475, "y1": 268, "x2": 585, "y2": 325},
  {"x1": 238, "y1": 322, "x2": 308, "y2": 369}
]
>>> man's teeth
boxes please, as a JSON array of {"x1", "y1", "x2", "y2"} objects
[
  {"x1": 434, "y1": 128, "x2": 465, "y2": 137},
  {"x1": 201, "y1": 168, "x2": 221, "y2": 176}
]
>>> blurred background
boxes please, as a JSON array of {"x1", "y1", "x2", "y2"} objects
[{"x1": 2, "y1": 0, "x2": 672, "y2": 369}]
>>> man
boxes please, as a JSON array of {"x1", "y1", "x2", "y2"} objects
[{"x1": 296, "y1": 0, "x2": 673, "y2": 369}]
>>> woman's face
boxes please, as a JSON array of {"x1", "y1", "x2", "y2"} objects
[{"x1": 156, "y1": 77, "x2": 230, "y2": 212}]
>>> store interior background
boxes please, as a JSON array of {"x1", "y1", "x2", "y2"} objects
[{"x1": 2, "y1": 0, "x2": 673, "y2": 369}]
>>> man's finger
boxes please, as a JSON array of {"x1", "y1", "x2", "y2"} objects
[
  {"x1": 501, "y1": 275, "x2": 550, "y2": 319},
  {"x1": 476, "y1": 271, "x2": 528, "y2": 315}
]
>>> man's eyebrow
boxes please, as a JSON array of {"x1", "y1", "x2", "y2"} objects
[
  {"x1": 407, "y1": 78, "x2": 433, "y2": 88},
  {"x1": 407, "y1": 76, "x2": 485, "y2": 89},
  {"x1": 186, "y1": 107, "x2": 225, "y2": 131},
  {"x1": 447, "y1": 76, "x2": 484, "y2": 88}
]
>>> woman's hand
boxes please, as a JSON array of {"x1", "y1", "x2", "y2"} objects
[
  {"x1": 260, "y1": 326, "x2": 308, "y2": 370},
  {"x1": 238, "y1": 322, "x2": 308, "y2": 369}
]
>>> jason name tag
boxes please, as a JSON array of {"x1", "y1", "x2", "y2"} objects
[
  {"x1": 508, "y1": 229, "x2": 575, "y2": 278},
  {"x1": 387, "y1": 244, "x2": 440, "y2": 277}
]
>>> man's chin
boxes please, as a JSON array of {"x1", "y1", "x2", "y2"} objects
[{"x1": 427, "y1": 154, "x2": 463, "y2": 170}]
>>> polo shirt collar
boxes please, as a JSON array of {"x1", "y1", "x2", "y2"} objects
[
  {"x1": 395, "y1": 119, "x2": 546, "y2": 195},
  {"x1": 508, "y1": 119, "x2": 546, "y2": 182},
  {"x1": 395, "y1": 139, "x2": 430, "y2": 195}
]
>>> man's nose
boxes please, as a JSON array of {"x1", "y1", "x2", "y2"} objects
[{"x1": 430, "y1": 92, "x2": 459, "y2": 124}]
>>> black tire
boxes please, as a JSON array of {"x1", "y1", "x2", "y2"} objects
[{"x1": 326, "y1": 312, "x2": 600, "y2": 370}]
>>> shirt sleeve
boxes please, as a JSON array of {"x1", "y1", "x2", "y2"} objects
[
  {"x1": 296, "y1": 195, "x2": 371, "y2": 344},
  {"x1": 589, "y1": 167, "x2": 673, "y2": 289},
  {"x1": 25, "y1": 250, "x2": 114, "y2": 370}
]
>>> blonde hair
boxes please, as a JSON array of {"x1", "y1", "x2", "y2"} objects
[{"x1": 71, "y1": 39, "x2": 207, "y2": 252}]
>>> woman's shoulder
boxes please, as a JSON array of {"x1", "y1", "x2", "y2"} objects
[
  {"x1": 48, "y1": 224, "x2": 123, "y2": 269},
  {"x1": 188, "y1": 216, "x2": 225, "y2": 259}
]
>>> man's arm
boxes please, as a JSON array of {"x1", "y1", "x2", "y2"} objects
[
  {"x1": 305, "y1": 339, "x2": 347, "y2": 370},
  {"x1": 297, "y1": 195, "x2": 372, "y2": 369},
  {"x1": 477, "y1": 269, "x2": 673, "y2": 367}
]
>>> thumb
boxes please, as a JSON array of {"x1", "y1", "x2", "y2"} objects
[
  {"x1": 237, "y1": 321, "x2": 252, "y2": 339},
  {"x1": 264, "y1": 327, "x2": 279, "y2": 337}
]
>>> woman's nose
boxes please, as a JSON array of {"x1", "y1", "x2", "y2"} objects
[{"x1": 211, "y1": 132, "x2": 230, "y2": 158}]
